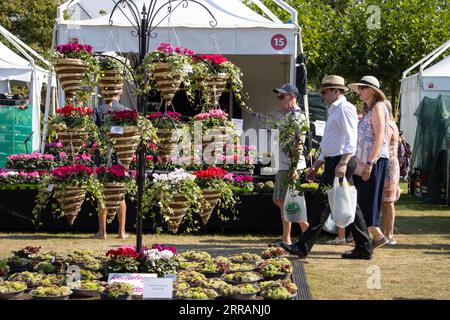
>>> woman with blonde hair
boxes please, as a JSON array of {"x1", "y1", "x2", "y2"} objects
[
  {"x1": 381, "y1": 100, "x2": 401, "y2": 245},
  {"x1": 348, "y1": 76, "x2": 390, "y2": 249}
]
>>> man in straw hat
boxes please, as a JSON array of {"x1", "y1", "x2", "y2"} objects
[{"x1": 281, "y1": 75, "x2": 373, "y2": 260}]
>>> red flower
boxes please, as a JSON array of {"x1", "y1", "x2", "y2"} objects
[
  {"x1": 56, "y1": 105, "x2": 93, "y2": 117},
  {"x1": 106, "y1": 247, "x2": 140, "y2": 259},
  {"x1": 147, "y1": 112, "x2": 182, "y2": 122},
  {"x1": 111, "y1": 110, "x2": 138, "y2": 121},
  {"x1": 56, "y1": 43, "x2": 93, "y2": 55},
  {"x1": 193, "y1": 166, "x2": 227, "y2": 180},
  {"x1": 53, "y1": 164, "x2": 93, "y2": 180},
  {"x1": 194, "y1": 54, "x2": 228, "y2": 65}
]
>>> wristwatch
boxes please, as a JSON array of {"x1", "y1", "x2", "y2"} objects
[{"x1": 366, "y1": 160, "x2": 374, "y2": 166}]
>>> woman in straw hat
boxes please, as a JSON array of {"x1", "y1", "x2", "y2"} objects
[{"x1": 348, "y1": 76, "x2": 390, "y2": 249}]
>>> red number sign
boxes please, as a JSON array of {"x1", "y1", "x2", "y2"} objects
[{"x1": 271, "y1": 34, "x2": 287, "y2": 50}]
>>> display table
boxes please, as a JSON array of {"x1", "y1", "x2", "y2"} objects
[{"x1": 0, "y1": 188, "x2": 318, "y2": 233}]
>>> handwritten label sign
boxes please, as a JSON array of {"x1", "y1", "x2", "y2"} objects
[
  {"x1": 110, "y1": 126, "x2": 124, "y2": 135},
  {"x1": 271, "y1": 34, "x2": 287, "y2": 50},
  {"x1": 232, "y1": 118, "x2": 244, "y2": 135},
  {"x1": 314, "y1": 120, "x2": 326, "y2": 137},
  {"x1": 108, "y1": 273, "x2": 157, "y2": 296},
  {"x1": 143, "y1": 278, "x2": 173, "y2": 300}
]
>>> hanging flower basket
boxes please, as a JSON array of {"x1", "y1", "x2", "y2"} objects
[
  {"x1": 103, "y1": 182, "x2": 127, "y2": 220},
  {"x1": 99, "y1": 69, "x2": 124, "y2": 104},
  {"x1": 199, "y1": 189, "x2": 221, "y2": 225},
  {"x1": 53, "y1": 184, "x2": 86, "y2": 225},
  {"x1": 108, "y1": 125, "x2": 140, "y2": 170},
  {"x1": 148, "y1": 112, "x2": 183, "y2": 164},
  {"x1": 166, "y1": 194, "x2": 188, "y2": 233},
  {"x1": 202, "y1": 126, "x2": 228, "y2": 155},
  {"x1": 54, "y1": 58, "x2": 89, "y2": 99},
  {"x1": 153, "y1": 62, "x2": 183, "y2": 104},
  {"x1": 205, "y1": 72, "x2": 230, "y2": 106},
  {"x1": 57, "y1": 129, "x2": 89, "y2": 160}
]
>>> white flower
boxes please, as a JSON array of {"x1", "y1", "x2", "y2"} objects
[
  {"x1": 144, "y1": 249, "x2": 160, "y2": 261},
  {"x1": 159, "y1": 250, "x2": 174, "y2": 260},
  {"x1": 152, "y1": 169, "x2": 195, "y2": 185}
]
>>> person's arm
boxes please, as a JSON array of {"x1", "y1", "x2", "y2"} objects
[{"x1": 362, "y1": 103, "x2": 386, "y2": 181}]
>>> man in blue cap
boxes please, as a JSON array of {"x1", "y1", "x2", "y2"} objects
[{"x1": 269, "y1": 83, "x2": 309, "y2": 248}]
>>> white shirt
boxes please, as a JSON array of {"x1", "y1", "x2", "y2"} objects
[{"x1": 318, "y1": 96, "x2": 358, "y2": 161}]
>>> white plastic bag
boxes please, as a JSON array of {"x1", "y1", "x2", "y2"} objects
[
  {"x1": 283, "y1": 188, "x2": 308, "y2": 223},
  {"x1": 326, "y1": 177, "x2": 357, "y2": 228},
  {"x1": 323, "y1": 215, "x2": 338, "y2": 234}
]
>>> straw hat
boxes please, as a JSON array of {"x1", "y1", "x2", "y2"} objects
[
  {"x1": 348, "y1": 76, "x2": 386, "y2": 100},
  {"x1": 319, "y1": 75, "x2": 349, "y2": 92}
]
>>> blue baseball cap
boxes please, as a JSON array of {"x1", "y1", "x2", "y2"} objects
[{"x1": 273, "y1": 83, "x2": 300, "y2": 98}]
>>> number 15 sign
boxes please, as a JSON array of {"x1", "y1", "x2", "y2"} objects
[{"x1": 271, "y1": 34, "x2": 288, "y2": 51}]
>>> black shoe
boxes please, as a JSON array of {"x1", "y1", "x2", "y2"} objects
[
  {"x1": 279, "y1": 242, "x2": 307, "y2": 259},
  {"x1": 268, "y1": 239, "x2": 284, "y2": 247},
  {"x1": 341, "y1": 249, "x2": 372, "y2": 260}
]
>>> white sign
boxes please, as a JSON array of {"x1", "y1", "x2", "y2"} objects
[
  {"x1": 232, "y1": 118, "x2": 244, "y2": 135},
  {"x1": 110, "y1": 126, "x2": 124, "y2": 135},
  {"x1": 47, "y1": 184, "x2": 54, "y2": 192},
  {"x1": 143, "y1": 278, "x2": 173, "y2": 300},
  {"x1": 108, "y1": 273, "x2": 157, "y2": 296},
  {"x1": 314, "y1": 120, "x2": 326, "y2": 137}
]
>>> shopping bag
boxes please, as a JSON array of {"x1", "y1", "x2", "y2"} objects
[
  {"x1": 283, "y1": 188, "x2": 308, "y2": 223},
  {"x1": 326, "y1": 177, "x2": 357, "y2": 228},
  {"x1": 323, "y1": 215, "x2": 338, "y2": 234}
]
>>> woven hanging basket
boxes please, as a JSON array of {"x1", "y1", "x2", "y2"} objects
[
  {"x1": 153, "y1": 62, "x2": 182, "y2": 104},
  {"x1": 103, "y1": 182, "x2": 127, "y2": 220},
  {"x1": 53, "y1": 58, "x2": 89, "y2": 99},
  {"x1": 53, "y1": 184, "x2": 86, "y2": 225},
  {"x1": 57, "y1": 129, "x2": 88, "y2": 160},
  {"x1": 165, "y1": 194, "x2": 188, "y2": 233},
  {"x1": 199, "y1": 189, "x2": 221, "y2": 225},
  {"x1": 156, "y1": 129, "x2": 177, "y2": 164},
  {"x1": 108, "y1": 125, "x2": 140, "y2": 170},
  {"x1": 202, "y1": 126, "x2": 228, "y2": 157},
  {"x1": 99, "y1": 69, "x2": 124, "y2": 104},
  {"x1": 205, "y1": 73, "x2": 229, "y2": 106}
]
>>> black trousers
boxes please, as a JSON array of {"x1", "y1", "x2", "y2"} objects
[{"x1": 296, "y1": 155, "x2": 372, "y2": 256}]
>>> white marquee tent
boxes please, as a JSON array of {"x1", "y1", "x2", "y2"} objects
[
  {"x1": 54, "y1": 0, "x2": 306, "y2": 131},
  {"x1": 0, "y1": 25, "x2": 56, "y2": 152},
  {"x1": 399, "y1": 40, "x2": 450, "y2": 146}
]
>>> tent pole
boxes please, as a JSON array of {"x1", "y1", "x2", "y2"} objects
[{"x1": 41, "y1": 70, "x2": 54, "y2": 153}]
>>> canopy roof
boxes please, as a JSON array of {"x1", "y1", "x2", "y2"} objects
[{"x1": 56, "y1": 0, "x2": 298, "y2": 54}]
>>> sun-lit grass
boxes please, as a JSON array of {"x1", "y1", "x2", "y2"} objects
[{"x1": 1, "y1": 182, "x2": 449, "y2": 299}]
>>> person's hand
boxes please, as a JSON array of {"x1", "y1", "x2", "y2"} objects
[
  {"x1": 306, "y1": 167, "x2": 317, "y2": 182},
  {"x1": 362, "y1": 164, "x2": 373, "y2": 181},
  {"x1": 335, "y1": 163, "x2": 347, "y2": 178},
  {"x1": 290, "y1": 170, "x2": 299, "y2": 181}
]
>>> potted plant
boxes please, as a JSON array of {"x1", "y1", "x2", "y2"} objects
[
  {"x1": 66, "y1": 250, "x2": 106, "y2": 271},
  {"x1": 68, "y1": 280, "x2": 106, "y2": 298},
  {"x1": 147, "y1": 111, "x2": 183, "y2": 163},
  {"x1": 191, "y1": 277, "x2": 228, "y2": 291},
  {"x1": 232, "y1": 175, "x2": 255, "y2": 194},
  {"x1": 101, "y1": 110, "x2": 140, "y2": 170},
  {"x1": 176, "y1": 270, "x2": 207, "y2": 285},
  {"x1": 97, "y1": 52, "x2": 128, "y2": 104},
  {"x1": 50, "y1": 164, "x2": 94, "y2": 225},
  {"x1": 256, "y1": 258, "x2": 293, "y2": 280},
  {"x1": 6, "y1": 152, "x2": 56, "y2": 171},
  {"x1": 222, "y1": 271, "x2": 262, "y2": 284},
  {"x1": 49, "y1": 105, "x2": 97, "y2": 160},
  {"x1": 259, "y1": 279, "x2": 298, "y2": 300},
  {"x1": 174, "y1": 287, "x2": 218, "y2": 300},
  {"x1": 143, "y1": 43, "x2": 194, "y2": 104},
  {"x1": 192, "y1": 166, "x2": 237, "y2": 225},
  {"x1": 29, "y1": 285, "x2": 73, "y2": 300},
  {"x1": 101, "y1": 282, "x2": 133, "y2": 300},
  {"x1": 228, "y1": 253, "x2": 261, "y2": 265},
  {"x1": 219, "y1": 283, "x2": 260, "y2": 300},
  {"x1": 179, "y1": 250, "x2": 212, "y2": 262},
  {"x1": 50, "y1": 43, "x2": 97, "y2": 100},
  {"x1": 228, "y1": 262, "x2": 256, "y2": 273},
  {"x1": 193, "y1": 109, "x2": 233, "y2": 158},
  {"x1": 141, "y1": 245, "x2": 179, "y2": 277},
  {"x1": 96, "y1": 165, "x2": 132, "y2": 221},
  {"x1": 261, "y1": 247, "x2": 289, "y2": 259},
  {"x1": 146, "y1": 169, "x2": 205, "y2": 233},
  {"x1": 105, "y1": 247, "x2": 141, "y2": 274},
  {"x1": 7, "y1": 256, "x2": 31, "y2": 273},
  {"x1": 0, "y1": 281, "x2": 27, "y2": 300},
  {"x1": 196, "y1": 260, "x2": 230, "y2": 278}
]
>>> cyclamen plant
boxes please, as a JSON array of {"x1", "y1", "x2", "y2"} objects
[
  {"x1": 147, "y1": 111, "x2": 183, "y2": 130},
  {"x1": 192, "y1": 166, "x2": 238, "y2": 222},
  {"x1": 144, "y1": 169, "x2": 205, "y2": 233},
  {"x1": 95, "y1": 165, "x2": 132, "y2": 183},
  {"x1": 6, "y1": 152, "x2": 56, "y2": 171},
  {"x1": 49, "y1": 105, "x2": 98, "y2": 134},
  {"x1": 193, "y1": 109, "x2": 233, "y2": 130}
]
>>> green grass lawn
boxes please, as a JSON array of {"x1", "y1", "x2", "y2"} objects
[{"x1": 1, "y1": 183, "x2": 449, "y2": 299}]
